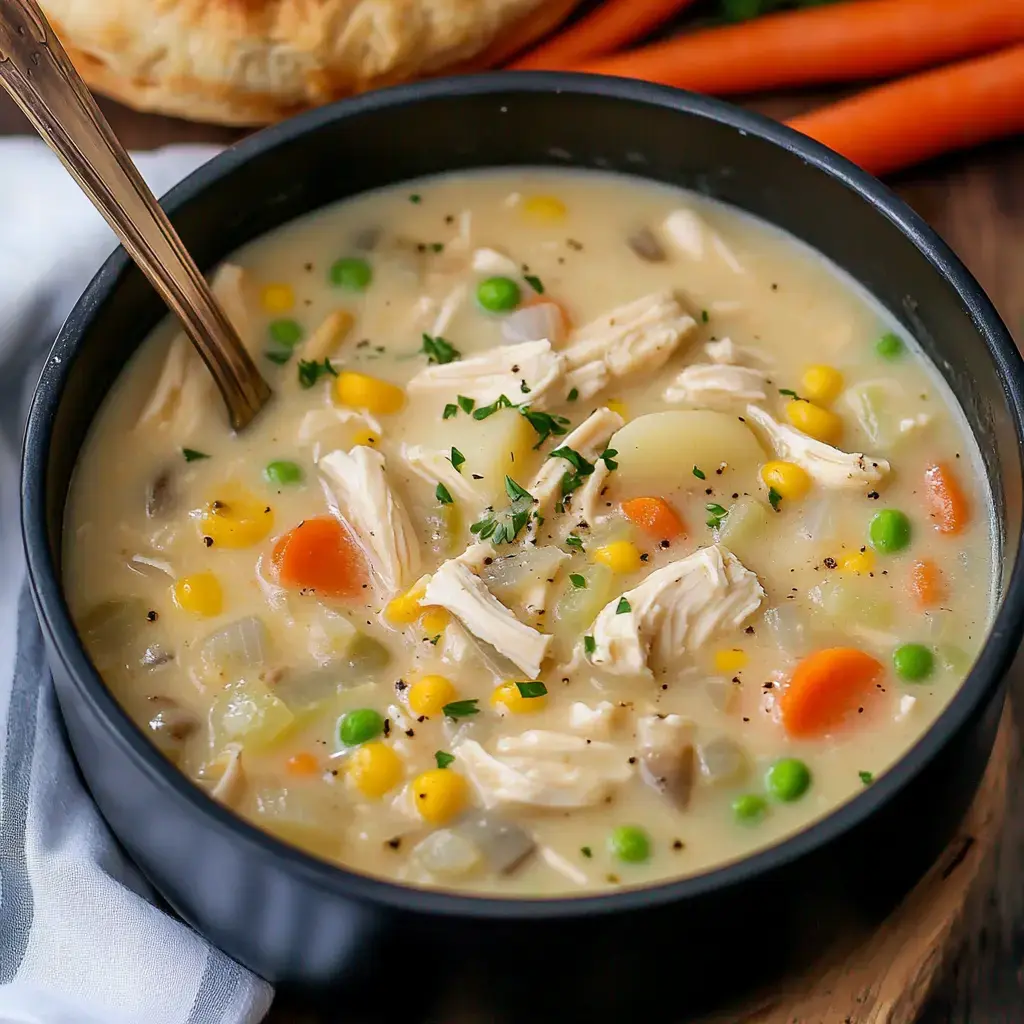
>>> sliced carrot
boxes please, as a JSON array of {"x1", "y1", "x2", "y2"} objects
[
  {"x1": 570, "y1": 0, "x2": 1024, "y2": 96},
  {"x1": 621, "y1": 496, "x2": 685, "y2": 540},
  {"x1": 781, "y1": 647, "x2": 884, "y2": 739},
  {"x1": 286, "y1": 752, "x2": 321, "y2": 777},
  {"x1": 272, "y1": 515, "x2": 368, "y2": 599},
  {"x1": 909, "y1": 559, "x2": 946, "y2": 609},
  {"x1": 510, "y1": 0, "x2": 700, "y2": 70},
  {"x1": 923, "y1": 462, "x2": 970, "y2": 535}
]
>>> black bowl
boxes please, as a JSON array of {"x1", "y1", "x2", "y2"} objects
[{"x1": 21, "y1": 73, "x2": 1024, "y2": 1020}]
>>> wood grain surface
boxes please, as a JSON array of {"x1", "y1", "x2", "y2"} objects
[{"x1": 1, "y1": 85, "x2": 1021, "y2": 1023}]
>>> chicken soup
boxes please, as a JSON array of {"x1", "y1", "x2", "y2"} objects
[{"x1": 64, "y1": 170, "x2": 992, "y2": 895}]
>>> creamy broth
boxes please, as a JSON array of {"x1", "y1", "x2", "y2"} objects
[{"x1": 64, "y1": 170, "x2": 992, "y2": 895}]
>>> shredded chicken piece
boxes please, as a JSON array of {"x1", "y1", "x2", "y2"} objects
[
  {"x1": 299, "y1": 309, "x2": 353, "y2": 361},
  {"x1": 586, "y1": 545, "x2": 765, "y2": 677},
  {"x1": 663, "y1": 363, "x2": 767, "y2": 407},
  {"x1": 402, "y1": 444, "x2": 483, "y2": 507},
  {"x1": 703, "y1": 337, "x2": 772, "y2": 368},
  {"x1": 662, "y1": 209, "x2": 705, "y2": 260},
  {"x1": 320, "y1": 446, "x2": 420, "y2": 593},
  {"x1": 407, "y1": 339, "x2": 564, "y2": 407},
  {"x1": 138, "y1": 264, "x2": 251, "y2": 436},
  {"x1": 297, "y1": 406, "x2": 382, "y2": 451},
  {"x1": 456, "y1": 543, "x2": 498, "y2": 572},
  {"x1": 455, "y1": 732, "x2": 632, "y2": 809},
  {"x1": 895, "y1": 694, "x2": 918, "y2": 722},
  {"x1": 526, "y1": 408, "x2": 624, "y2": 527},
  {"x1": 423, "y1": 558, "x2": 551, "y2": 678},
  {"x1": 561, "y1": 292, "x2": 696, "y2": 402},
  {"x1": 568, "y1": 701, "x2": 624, "y2": 740},
  {"x1": 472, "y1": 247, "x2": 520, "y2": 276},
  {"x1": 745, "y1": 404, "x2": 891, "y2": 489}
]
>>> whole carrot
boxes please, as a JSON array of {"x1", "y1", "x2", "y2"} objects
[
  {"x1": 510, "y1": 0, "x2": 700, "y2": 70},
  {"x1": 788, "y1": 45, "x2": 1024, "y2": 177},
  {"x1": 570, "y1": 0, "x2": 1024, "y2": 94}
]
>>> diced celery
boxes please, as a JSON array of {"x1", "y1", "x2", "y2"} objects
[
  {"x1": 717, "y1": 498, "x2": 769, "y2": 563},
  {"x1": 844, "y1": 379, "x2": 902, "y2": 450},
  {"x1": 210, "y1": 676, "x2": 295, "y2": 752}
]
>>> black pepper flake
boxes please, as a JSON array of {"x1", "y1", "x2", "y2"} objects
[
  {"x1": 823, "y1": 557, "x2": 837, "y2": 569},
  {"x1": 742, "y1": 717, "x2": 750, "y2": 722},
  {"x1": 417, "y1": 716, "x2": 426, "y2": 723},
  {"x1": 395, "y1": 680, "x2": 407, "y2": 692},
  {"x1": 763, "y1": 681, "x2": 774, "y2": 690},
  {"x1": 146, "y1": 610, "x2": 158, "y2": 622},
  {"x1": 661, "y1": 683, "x2": 668, "y2": 691},
  {"x1": 405, "y1": 728, "x2": 415, "y2": 737},
  {"x1": 640, "y1": 553, "x2": 649, "y2": 562},
  {"x1": 745, "y1": 625, "x2": 755, "y2": 634},
  {"x1": 567, "y1": 238, "x2": 584, "y2": 251},
  {"x1": 383, "y1": 719, "x2": 391, "y2": 737},
  {"x1": 357, "y1": 339, "x2": 370, "y2": 349},
  {"x1": 705, "y1": 487, "x2": 713, "y2": 496},
  {"x1": 484, "y1": 557, "x2": 493, "y2": 565},
  {"x1": 445, "y1": 214, "x2": 455, "y2": 224},
  {"x1": 731, "y1": 493, "x2": 739, "y2": 500},
  {"x1": 672, "y1": 840, "x2": 684, "y2": 850},
  {"x1": 203, "y1": 535, "x2": 214, "y2": 547},
  {"x1": 715, "y1": 466, "x2": 724, "y2": 475},
  {"x1": 386, "y1": 838, "x2": 402, "y2": 850},
  {"x1": 867, "y1": 491, "x2": 880, "y2": 500},
  {"x1": 858, "y1": 707, "x2": 864, "y2": 714},
  {"x1": 771, "y1": 282, "x2": 779, "y2": 291},
  {"x1": 330, "y1": 769, "x2": 338, "y2": 776},
  {"x1": 659, "y1": 540, "x2": 670, "y2": 549},
  {"x1": 628, "y1": 756, "x2": 637, "y2": 764},
  {"x1": 304, "y1": 262, "x2": 313, "y2": 272}
]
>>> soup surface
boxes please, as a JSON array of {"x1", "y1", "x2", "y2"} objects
[{"x1": 65, "y1": 170, "x2": 992, "y2": 895}]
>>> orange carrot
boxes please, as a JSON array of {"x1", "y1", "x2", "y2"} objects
[
  {"x1": 621, "y1": 496, "x2": 686, "y2": 540},
  {"x1": 272, "y1": 515, "x2": 368, "y2": 599},
  {"x1": 569, "y1": 0, "x2": 1024, "y2": 95},
  {"x1": 510, "y1": 0, "x2": 700, "y2": 70},
  {"x1": 781, "y1": 648, "x2": 884, "y2": 738},
  {"x1": 922, "y1": 462, "x2": 971, "y2": 535},
  {"x1": 909, "y1": 559, "x2": 946, "y2": 609},
  {"x1": 286, "y1": 752, "x2": 321, "y2": 777}
]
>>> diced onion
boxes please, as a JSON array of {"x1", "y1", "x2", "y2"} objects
[
  {"x1": 200, "y1": 616, "x2": 268, "y2": 678},
  {"x1": 413, "y1": 829, "x2": 482, "y2": 877},
  {"x1": 697, "y1": 736, "x2": 748, "y2": 785},
  {"x1": 453, "y1": 811, "x2": 536, "y2": 874},
  {"x1": 501, "y1": 302, "x2": 565, "y2": 346}
]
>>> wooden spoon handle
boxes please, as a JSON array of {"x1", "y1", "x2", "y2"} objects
[{"x1": 0, "y1": 0, "x2": 271, "y2": 430}]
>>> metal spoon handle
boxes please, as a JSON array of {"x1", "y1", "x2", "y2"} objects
[{"x1": 0, "y1": 0, "x2": 271, "y2": 430}]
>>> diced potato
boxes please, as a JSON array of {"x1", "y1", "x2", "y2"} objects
[
  {"x1": 609, "y1": 411, "x2": 765, "y2": 498},
  {"x1": 812, "y1": 576, "x2": 894, "y2": 632},
  {"x1": 210, "y1": 676, "x2": 295, "y2": 752}
]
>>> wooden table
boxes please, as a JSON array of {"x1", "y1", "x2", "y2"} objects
[{"x1": 3, "y1": 88, "x2": 1022, "y2": 1023}]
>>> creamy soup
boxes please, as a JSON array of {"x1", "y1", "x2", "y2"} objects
[{"x1": 64, "y1": 170, "x2": 992, "y2": 896}]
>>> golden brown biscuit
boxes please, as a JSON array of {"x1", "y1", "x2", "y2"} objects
[{"x1": 41, "y1": 0, "x2": 582, "y2": 126}]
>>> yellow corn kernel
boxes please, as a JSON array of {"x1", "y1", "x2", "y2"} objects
[
  {"x1": 714, "y1": 648, "x2": 748, "y2": 674},
  {"x1": 334, "y1": 371, "x2": 405, "y2": 416},
  {"x1": 522, "y1": 195, "x2": 567, "y2": 221},
  {"x1": 801, "y1": 365, "x2": 844, "y2": 405},
  {"x1": 592, "y1": 540, "x2": 642, "y2": 574},
  {"x1": 840, "y1": 548, "x2": 875, "y2": 574},
  {"x1": 350, "y1": 428, "x2": 379, "y2": 448},
  {"x1": 491, "y1": 680, "x2": 548, "y2": 715},
  {"x1": 172, "y1": 571, "x2": 223, "y2": 617},
  {"x1": 412, "y1": 768, "x2": 469, "y2": 824},
  {"x1": 785, "y1": 399, "x2": 842, "y2": 444},
  {"x1": 348, "y1": 742, "x2": 403, "y2": 798},
  {"x1": 606, "y1": 398, "x2": 628, "y2": 420},
  {"x1": 419, "y1": 607, "x2": 450, "y2": 635},
  {"x1": 760, "y1": 460, "x2": 811, "y2": 501},
  {"x1": 198, "y1": 486, "x2": 274, "y2": 549},
  {"x1": 384, "y1": 582, "x2": 427, "y2": 625},
  {"x1": 407, "y1": 674, "x2": 457, "y2": 717},
  {"x1": 260, "y1": 283, "x2": 295, "y2": 314}
]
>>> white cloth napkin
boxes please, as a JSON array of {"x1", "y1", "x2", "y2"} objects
[{"x1": 0, "y1": 139, "x2": 273, "y2": 1024}]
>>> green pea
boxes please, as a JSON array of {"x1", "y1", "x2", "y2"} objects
[
  {"x1": 893, "y1": 643, "x2": 934, "y2": 681},
  {"x1": 875, "y1": 332, "x2": 905, "y2": 360},
  {"x1": 765, "y1": 758, "x2": 812, "y2": 802},
  {"x1": 263, "y1": 460, "x2": 303, "y2": 486},
  {"x1": 268, "y1": 319, "x2": 303, "y2": 346},
  {"x1": 608, "y1": 825, "x2": 651, "y2": 863},
  {"x1": 477, "y1": 276, "x2": 521, "y2": 313},
  {"x1": 732, "y1": 794, "x2": 767, "y2": 823},
  {"x1": 338, "y1": 708, "x2": 384, "y2": 746},
  {"x1": 869, "y1": 509, "x2": 911, "y2": 553},
  {"x1": 330, "y1": 257, "x2": 373, "y2": 291}
]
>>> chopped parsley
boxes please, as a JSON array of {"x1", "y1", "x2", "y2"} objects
[
  {"x1": 584, "y1": 635, "x2": 596, "y2": 655},
  {"x1": 505, "y1": 475, "x2": 532, "y2": 502},
  {"x1": 515, "y1": 681, "x2": 548, "y2": 698},
  {"x1": 521, "y1": 407, "x2": 570, "y2": 449},
  {"x1": 705, "y1": 502, "x2": 729, "y2": 530},
  {"x1": 567, "y1": 387, "x2": 579, "y2": 402},
  {"x1": 435, "y1": 751, "x2": 455, "y2": 769},
  {"x1": 693, "y1": 465, "x2": 706, "y2": 480},
  {"x1": 523, "y1": 273, "x2": 544, "y2": 294},
  {"x1": 768, "y1": 486, "x2": 782, "y2": 511},
  {"x1": 443, "y1": 403, "x2": 458, "y2": 420},
  {"x1": 701, "y1": 309, "x2": 710, "y2": 323},
  {"x1": 470, "y1": 476, "x2": 534, "y2": 544},
  {"x1": 449, "y1": 447, "x2": 465, "y2": 472},
  {"x1": 599, "y1": 448, "x2": 618, "y2": 471},
  {"x1": 616, "y1": 597, "x2": 631, "y2": 615},
  {"x1": 457, "y1": 394, "x2": 476, "y2": 414},
  {"x1": 581, "y1": 846, "x2": 593, "y2": 858},
  {"x1": 431, "y1": 242, "x2": 444, "y2": 253},
  {"x1": 569, "y1": 573, "x2": 586, "y2": 589},
  {"x1": 442, "y1": 699, "x2": 479, "y2": 719},
  {"x1": 421, "y1": 333, "x2": 460, "y2": 364},
  {"x1": 297, "y1": 357, "x2": 338, "y2": 389},
  {"x1": 435, "y1": 483, "x2": 454, "y2": 505},
  {"x1": 473, "y1": 394, "x2": 514, "y2": 420},
  {"x1": 520, "y1": 380, "x2": 531, "y2": 394},
  {"x1": 565, "y1": 534, "x2": 584, "y2": 552},
  {"x1": 549, "y1": 445, "x2": 595, "y2": 504},
  {"x1": 859, "y1": 770, "x2": 874, "y2": 785},
  {"x1": 779, "y1": 388, "x2": 801, "y2": 399},
  {"x1": 182, "y1": 448, "x2": 209, "y2": 462},
  {"x1": 409, "y1": 193, "x2": 421, "y2": 203},
  {"x1": 264, "y1": 349, "x2": 291, "y2": 365}
]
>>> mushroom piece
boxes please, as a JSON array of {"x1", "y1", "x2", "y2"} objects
[
  {"x1": 146, "y1": 696, "x2": 199, "y2": 763},
  {"x1": 636, "y1": 714, "x2": 696, "y2": 809},
  {"x1": 453, "y1": 811, "x2": 536, "y2": 874},
  {"x1": 626, "y1": 227, "x2": 667, "y2": 263},
  {"x1": 145, "y1": 469, "x2": 175, "y2": 518}
]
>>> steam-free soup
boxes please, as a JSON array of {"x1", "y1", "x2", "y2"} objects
[{"x1": 65, "y1": 170, "x2": 992, "y2": 895}]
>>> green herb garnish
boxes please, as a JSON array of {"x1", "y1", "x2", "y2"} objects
[
  {"x1": 550, "y1": 446, "x2": 595, "y2": 505},
  {"x1": 421, "y1": 333, "x2": 460, "y2": 365},
  {"x1": 435, "y1": 483, "x2": 454, "y2": 505},
  {"x1": 409, "y1": 194, "x2": 421, "y2": 204},
  {"x1": 693, "y1": 465, "x2": 706, "y2": 480},
  {"x1": 443, "y1": 403, "x2": 458, "y2": 420},
  {"x1": 779, "y1": 388, "x2": 801, "y2": 399},
  {"x1": 182, "y1": 448, "x2": 209, "y2": 463},
  {"x1": 265, "y1": 349, "x2": 291, "y2": 365},
  {"x1": 581, "y1": 846, "x2": 593, "y2": 858},
  {"x1": 616, "y1": 597, "x2": 631, "y2": 615},
  {"x1": 431, "y1": 242, "x2": 444, "y2": 253},
  {"x1": 473, "y1": 394, "x2": 514, "y2": 420},
  {"x1": 569, "y1": 573, "x2": 586, "y2": 589},
  {"x1": 584, "y1": 635, "x2": 596, "y2": 655},
  {"x1": 565, "y1": 534, "x2": 584, "y2": 552},
  {"x1": 706, "y1": 502, "x2": 729, "y2": 530},
  {"x1": 701, "y1": 309, "x2": 709, "y2": 323},
  {"x1": 297, "y1": 358, "x2": 338, "y2": 389},
  {"x1": 449, "y1": 447, "x2": 465, "y2": 473},
  {"x1": 505, "y1": 475, "x2": 532, "y2": 502},
  {"x1": 521, "y1": 407, "x2": 570, "y2": 449},
  {"x1": 457, "y1": 394, "x2": 475, "y2": 414},
  {"x1": 859, "y1": 770, "x2": 874, "y2": 785},
  {"x1": 768, "y1": 486, "x2": 782, "y2": 511},
  {"x1": 442, "y1": 699, "x2": 479, "y2": 719},
  {"x1": 523, "y1": 274, "x2": 544, "y2": 294},
  {"x1": 435, "y1": 751, "x2": 455, "y2": 769},
  {"x1": 515, "y1": 681, "x2": 548, "y2": 698},
  {"x1": 470, "y1": 476, "x2": 534, "y2": 544},
  {"x1": 599, "y1": 448, "x2": 618, "y2": 471},
  {"x1": 567, "y1": 387, "x2": 579, "y2": 402}
]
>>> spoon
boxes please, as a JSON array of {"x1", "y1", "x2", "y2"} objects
[{"x1": 0, "y1": 0, "x2": 271, "y2": 430}]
